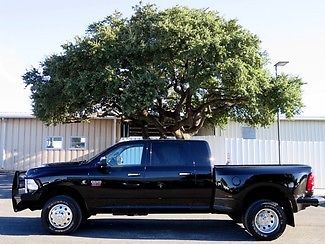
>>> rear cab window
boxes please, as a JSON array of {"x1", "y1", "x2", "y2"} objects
[{"x1": 150, "y1": 140, "x2": 211, "y2": 167}]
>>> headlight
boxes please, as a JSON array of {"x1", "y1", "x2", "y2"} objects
[{"x1": 25, "y1": 179, "x2": 39, "y2": 193}]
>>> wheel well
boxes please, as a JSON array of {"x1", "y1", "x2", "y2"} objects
[
  {"x1": 40, "y1": 186, "x2": 89, "y2": 216},
  {"x1": 242, "y1": 186, "x2": 295, "y2": 227}
]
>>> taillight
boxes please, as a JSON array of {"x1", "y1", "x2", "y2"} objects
[{"x1": 306, "y1": 173, "x2": 315, "y2": 192}]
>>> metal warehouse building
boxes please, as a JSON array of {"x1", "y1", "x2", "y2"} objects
[
  {"x1": 1, "y1": 113, "x2": 325, "y2": 189},
  {"x1": 0, "y1": 113, "x2": 120, "y2": 171},
  {"x1": 196, "y1": 117, "x2": 325, "y2": 190}
]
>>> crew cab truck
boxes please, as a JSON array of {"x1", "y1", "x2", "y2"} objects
[{"x1": 12, "y1": 140, "x2": 324, "y2": 241}]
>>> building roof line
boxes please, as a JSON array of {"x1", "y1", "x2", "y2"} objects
[
  {"x1": 0, "y1": 112, "x2": 118, "y2": 120},
  {"x1": 280, "y1": 116, "x2": 325, "y2": 121},
  {"x1": 1, "y1": 112, "x2": 325, "y2": 121}
]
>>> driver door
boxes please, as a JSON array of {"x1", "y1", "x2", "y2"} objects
[{"x1": 88, "y1": 141, "x2": 148, "y2": 210}]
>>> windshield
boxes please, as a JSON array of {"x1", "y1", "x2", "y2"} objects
[{"x1": 79, "y1": 147, "x2": 110, "y2": 164}]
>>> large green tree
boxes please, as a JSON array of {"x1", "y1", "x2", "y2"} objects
[{"x1": 23, "y1": 4, "x2": 303, "y2": 139}]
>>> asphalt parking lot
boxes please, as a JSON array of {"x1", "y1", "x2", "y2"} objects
[{"x1": 1, "y1": 172, "x2": 325, "y2": 243}]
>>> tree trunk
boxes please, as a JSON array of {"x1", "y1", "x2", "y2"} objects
[
  {"x1": 142, "y1": 124, "x2": 149, "y2": 139},
  {"x1": 174, "y1": 129, "x2": 191, "y2": 139}
]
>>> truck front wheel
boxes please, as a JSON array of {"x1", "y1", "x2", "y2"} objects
[
  {"x1": 243, "y1": 200, "x2": 287, "y2": 241},
  {"x1": 41, "y1": 195, "x2": 82, "y2": 234}
]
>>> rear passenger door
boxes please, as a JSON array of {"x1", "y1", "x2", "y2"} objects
[{"x1": 144, "y1": 141, "x2": 200, "y2": 209}]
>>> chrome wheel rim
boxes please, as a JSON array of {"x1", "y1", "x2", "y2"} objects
[
  {"x1": 49, "y1": 204, "x2": 73, "y2": 229},
  {"x1": 254, "y1": 208, "x2": 279, "y2": 234}
]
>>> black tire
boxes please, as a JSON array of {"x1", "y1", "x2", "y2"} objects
[
  {"x1": 41, "y1": 195, "x2": 82, "y2": 234},
  {"x1": 228, "y1": 213, "x2": 243, "y2": 223},
  {"x1": 243, "y1": 199, "x2": 287, "y2": 241}
]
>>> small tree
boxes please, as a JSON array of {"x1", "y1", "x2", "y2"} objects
[{"x1": 23, "y1": 4, "x2": 303, "y2": 139}]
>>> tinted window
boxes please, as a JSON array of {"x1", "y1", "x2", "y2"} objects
[
  {"x1": 151, "y1": 141, "x2": 210, "y2": 166},
  {"x1": 105, "y1": 143, "x2": 144, "y2": 166},
  {"x1": 151, "y1": 141, "x2": 192, "y2": 166},
  {"x1": 189, "y1": 141, "x2": 211, "y2": 166}
]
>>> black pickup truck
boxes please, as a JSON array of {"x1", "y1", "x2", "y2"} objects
[{"x1": 12, "y1": 139, "x2": 324, "y2": 240}]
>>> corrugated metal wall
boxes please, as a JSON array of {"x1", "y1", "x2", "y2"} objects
[
  {"x1": 1, "y1": 116, "x2": 325, "y2": 188},
  {"x1": 199, "y1": 119, "x2": 325, "y2": 141},
  {"x1": 195, "y1": 136, "x2": 325, "y2": 189},
  {"x1": 0, "y1": 118, "x2": 120, "y2": 170}
]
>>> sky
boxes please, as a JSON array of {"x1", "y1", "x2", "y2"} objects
[{"x1": 0, "y1": 0, "x2": 324, "y2": 116}]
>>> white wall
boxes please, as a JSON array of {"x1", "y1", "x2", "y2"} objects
[
  {"x1": 199, "y1": 119, "x2": 325, "y2": 141},
  {"x1": 0, "y1": 118, "x2": 120, "y2": 170},
  {"x1": 195, "y1": 135, "x2": 325, "y2": 189}
]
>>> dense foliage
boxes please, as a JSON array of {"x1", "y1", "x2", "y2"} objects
[{"x1": 23, "y1": 4, "x2": 303, "y2": 138}]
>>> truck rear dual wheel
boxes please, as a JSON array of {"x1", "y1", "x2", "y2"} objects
[
  {"x1": 41, "y1": 195, "x2": 82, "y2": 234},
  {"x1": 243, "y1": 200, "x2": 287, "y2": 241}
]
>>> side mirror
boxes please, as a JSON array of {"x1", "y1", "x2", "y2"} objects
[{"x1": 97, "y1": 156, "x2": 108, "y2": 169}]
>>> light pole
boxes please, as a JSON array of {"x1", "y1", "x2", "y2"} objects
[{"x1": 274, "y1": 61, "x2": 289, "y2": 165}]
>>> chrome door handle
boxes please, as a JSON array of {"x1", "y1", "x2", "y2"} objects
[
  {"x1": 179, "y1": 172, "x2": 191, "y2": 176},
  {"x1": 122, "y1": 182, "x2": 140, "y2": 187},
  {"x1": 128, "y1": 173, "x2": 141, "y2": 177}
]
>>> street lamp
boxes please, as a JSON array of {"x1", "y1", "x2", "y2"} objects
[{"x1": 274, "y1": 61, "x2": 289, "y2": 165}]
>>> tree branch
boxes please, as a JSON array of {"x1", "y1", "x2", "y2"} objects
[
  {"x1": 184, "y1": 116, "x2": 206, "y2": 134},
  {"x1": 194, "y1": 96, "x2": 248, "y2": 113},
  {"x1": 146, "y1": 114, "x2": 169, "y2": 138},
  {"x1": 174, "y1": 89, "x2": 188, "y2": 115}
]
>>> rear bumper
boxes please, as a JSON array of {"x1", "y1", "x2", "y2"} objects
[{"x1": 297, "y1": 196, "x2": 325, "y2": 207}]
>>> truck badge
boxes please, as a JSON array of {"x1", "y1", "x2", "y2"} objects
[{"x1": 91, "y1": 180, "x2": 102, "y2": 186}]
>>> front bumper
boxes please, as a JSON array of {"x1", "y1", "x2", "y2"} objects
[
  {"x1": 12, "y1": 171, "x2": 41, "y2": 212},
  {"x1": 297, "y1": 196, "x2": 325, "y2": 207}
]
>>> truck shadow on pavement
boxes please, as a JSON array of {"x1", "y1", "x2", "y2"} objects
[
  {"x1": 321, "y1": 201, "x2": 325, "y2": 208},
  {"x1": 0, "y1": 217, "x2": 254, "y2": 241}
]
